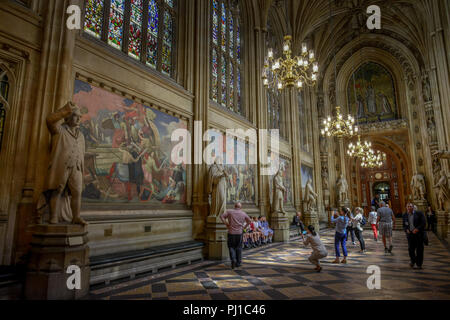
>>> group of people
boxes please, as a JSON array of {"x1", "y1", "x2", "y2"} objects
[
  {"x1": 220, "y1": 200, "x2": 430, "y2": 272},
  {"x1": 242, "y1": 216, "x2": 273, "y2": 249}
]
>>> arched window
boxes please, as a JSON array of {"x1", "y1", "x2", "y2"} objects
[
  {"x1": 210, "y1": 0, "x2": 243, "y2": 116},
  {"x1": 83, "y1": 0, "x2": 177, "y2": 78},
  {"x1": 266, "y1": 19, "x2": 285, "y2": 138},
  {"x1": 0, "y1": 69, "x2": 9, "y2": 152}
]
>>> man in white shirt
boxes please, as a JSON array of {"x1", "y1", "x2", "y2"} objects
[{"x1": 368, "y1": 206, "x2": 378, "y2": 241}]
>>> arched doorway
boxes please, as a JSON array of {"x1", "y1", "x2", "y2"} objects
[{"x1": 352, "y1": 139, "x2": 411, "y2": 217}]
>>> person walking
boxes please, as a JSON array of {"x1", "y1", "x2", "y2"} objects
[
  {"x1": 403, "y1": 203, "x2": 426, "y2": 269},
  {"x1": 368, "y1": 206, "x2": 378, "y2": 241},
  {"x1": 220, "y1": 202, "x2": 252, "y2": 269},
  {"x1": 331, "y1": 208, "x2": 350, "y2": 264},
  {"x1": 377, "y1": 201, "x2": 396, "y2": 254},
  {"x1": 352, "y1": 207, "x2": 366, "y2": 253},
  {"x1": 303, "y1": 225, "x2": 328, "y2": 272}
]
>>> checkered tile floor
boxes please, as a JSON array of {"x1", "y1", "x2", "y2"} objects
[{"x1": 89, "y1": 229, "x2": 450, "y2": 300}]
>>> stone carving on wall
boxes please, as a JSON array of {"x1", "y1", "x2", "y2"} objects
[
  {"x1": 317, "y1": 94, "x2": 325, "y2": 118},
  {"x1": 358, "y1": 119, "x2": 408, "y2": 134},
  {"x1": 207, "y1": 157, "x2": 228, "y2": 217},
  {"x1": 321, "y1": 166, "x2": 329, "y2": 189},
  {"x1": 411, "y1": 172, "x2": 426, "y2": 201},
  {"x1": 434, "y1": 170, "x2": 449, "y2": 211},
  {"x1": 422, "y1": 75, "x2": 432, "y2": 102},
  {"x1": 432, "y1": 157, "x2": 442, "y2": 183},
  {"x1": 272, "y1": 166, "x2": 287, "y2": 215},
  {"x1": 37, "y1": 102, "x2": 87, "y2": 226},
  {"x1": 336, "y1": 174, "x2": 349, "y2": 203},
  {"x1": 427, "y1": 117, "x2": 437, "y2": 144},
  {"x1": 319, "y1": 136, "x2": 327, "y2": 153},
  {"x1": 304, "y1": 178, "x2": 318, "y2": 211}
]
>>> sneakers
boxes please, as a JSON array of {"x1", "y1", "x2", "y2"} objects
[{"x1": 352, "y1": 241, "x2": 356, "y2": 245}]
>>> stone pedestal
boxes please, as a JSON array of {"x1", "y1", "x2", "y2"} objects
[
  {"x1": 436, "y1": 211, "x2": 448, "y2": 239},
  {"x1": 206, "y1": 216, "x2": 229, "y2": 260},
  {"x1": 25, "y1": 224, "x2": 90, "y2": 300},
  {"x1": 271, "y1": 213, "x2": 289, "y2": 242},
  {"x1": 339, "y1": 200, "x2": 351, "y2": 209},
  {"x1": 303, "y1": 210, "x2": 320, "y2": 232},
  {"x1": 413, "y1": 199, "x2": 428, "y2": 213}
]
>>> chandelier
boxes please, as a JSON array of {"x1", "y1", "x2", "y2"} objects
[
  {"x1": 262, "y1": 36, "x2": 318, "y2": 90},
  {"x1": 361, "y1": 150, "x2": 386, "y2": 168},
  {"x1": 347, "y1": 135, "x2": 372, "y2": 158},
  {"x1": 321, "y1": 106, "x2": 357, "y2": 138}
]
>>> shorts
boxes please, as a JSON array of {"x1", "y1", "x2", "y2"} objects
[{"x1": 379, "y1": 222, "x2": 393, "y2": 237}]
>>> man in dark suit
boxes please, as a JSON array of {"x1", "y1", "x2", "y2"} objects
[{"x1": 403, "y1": 202, "x2": 426, "y2": 269}]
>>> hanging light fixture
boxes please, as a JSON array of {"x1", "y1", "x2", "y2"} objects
[
  {"x1": 361, "y1": 150, "x2": 386, "y2": 168},
  {"x1": 347, "y1": 135, "x2": 372, "y2": 157},
  {"x1": 262, "y1": 36, "x2": 318, "y2": 90},
  {"x1": 320, "y1": 0, "x2": 356, "y2": 139},
  {"x1": 262, "y1": 2, "x2": 318, "y2": 90}
]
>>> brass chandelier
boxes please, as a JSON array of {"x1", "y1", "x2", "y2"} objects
[
  {"x1": 262, "y1": 36, "x2": 319, "y2": 90},
  {"x1": 361, "y1": 150, "x2": 386, "y2": 168},
  {"x1": 348, "y1": 135, "x2": 372, "y2": 158},
  {"x1": 321, "y1": 106, "x2": 356, "y2": 138}
]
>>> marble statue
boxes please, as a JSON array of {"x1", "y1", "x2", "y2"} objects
[
  {"x1": 321, "y1": 166, "x2": 329, "y2": 189},
  {"x1": 304, "y1": 178, "x2": 318, "y2": 211},
  {"x1": 336, "y1": 174, "x2": 349, "y2": 203},
  {"x1": 43, "y1": 101, "x2": 87, "y2": 225},
  {"x1": 422, "y1": 77, "x2": 432, "y2": 102},
  {"x1": 411, "y1": 172, "x2": 426, "y2": 201},
  {"x1": 434, "y1": 170, "x2": 449, "y2": 211},
  {"x1": 427, "y1": 118, "x2": 437, "y2": 144},
  {"x1": 207, "y1": 157, "x2": 229, "y2": 217},
  {"x1": 272, "y1": 167, "x2": 287, "y2": 215}
]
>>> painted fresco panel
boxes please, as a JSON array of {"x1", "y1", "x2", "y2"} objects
[
  {"x1": 347, "y1": 62, "x2": 397, "y2": 123},
  {"x1": 73, "y1": 79, "x2": 187, "y2": 205}
]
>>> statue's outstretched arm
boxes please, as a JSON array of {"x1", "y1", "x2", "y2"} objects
[{"x1": 46, "y1": 102, "x2": 74, "y2": 135}]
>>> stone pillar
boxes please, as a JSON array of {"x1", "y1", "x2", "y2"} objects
[
  {"x1": 271, "y1": 213, "x2": 289, "y2": 242},
  {"x1": 25, "y1": 224, "x2": 89, "y2": 300},
  {"x1": 436, "y1": 211, "x2": 448, "y2": 239},
  {"x1": 206, "y1": 216, "x2": 229, "y2": 260}
]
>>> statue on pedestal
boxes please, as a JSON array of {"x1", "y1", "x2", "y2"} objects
[
  {"x1": 272, "y1": 166, "x2": 287, "y2": 215},
  {"x1": 39, "y1": 102, "x2": 87, "y2": 225},
  {"x1": 321, "y1": 166, "x2": 329, "y2": 189},
  {"x1": 336, "y1": 174, "x2": 349, "y2": 203},
  {"x1": 411, "y1": 172, "x2": 426, "y2": 201},
  {"x1": 434, "y1": 169, "x2": 449, "y2": 211},
  {"x1": 304, "y1": 178, "x2": 318, "y2": 212},
  {"x1": 207, "y1": 157, "x2": 228, "y2": 217}
]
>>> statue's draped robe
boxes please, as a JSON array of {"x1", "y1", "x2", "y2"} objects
[
  {"x1": 208, "y1": 164, "x2": 227, "y2": 217},
  {"x1": 272, "y1": 174, "x2": 285, "y2": 213}
]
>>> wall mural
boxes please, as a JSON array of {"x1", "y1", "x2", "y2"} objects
[
  {"x1": 301, "y1": 164, "x2": 314, "y2": 189},
  {"x1": 208, "y1": 131, "x2": 257, "y2": 204},
  {"x1": 73, "y1": 79, "x2": 187, "y2": 205},
  {"x1": 347, "y1": 62, "x2": 397, "y2": 123},
  {"x1": 268, "y1": 152, "x2": 292, "y2": 205}
]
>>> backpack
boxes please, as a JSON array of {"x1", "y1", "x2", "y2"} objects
[{"x1": 361, "y1": 216, "x2": 367, "y2": 226}]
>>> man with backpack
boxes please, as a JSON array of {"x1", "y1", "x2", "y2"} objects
[{"x1": 352, "y1": 207, "x2": 366, "y2": 253}]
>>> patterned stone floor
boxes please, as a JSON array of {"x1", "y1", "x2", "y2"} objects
[{"x1": 89, "y1": 229, "x2": 450, "y2": 300}]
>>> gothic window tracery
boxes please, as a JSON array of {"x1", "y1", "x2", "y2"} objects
[
  {"x1": 210, "y1": 0, "x2": 243, "y2": 116},
  {"x1": 83, "y1": 0, "x2": 177, "y2": 78}
]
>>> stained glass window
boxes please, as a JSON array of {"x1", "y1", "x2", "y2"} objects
[
  {"x1": 210, "y1": 0, "x2": 243, "y2": 116},
  {"x1": 83, "y1": 0, "x2": 177, "y2": 78},
  {"x1": 84, "y1": 0, "x2": 104, "y2": 38},
  {"x1": 128, "y1": 0, "x2": 143, "y2": 60},
  {"x1": 0, "y1": 70, "x2": 9, "y2": 152}
]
